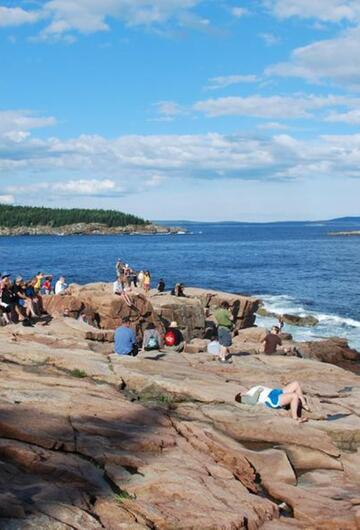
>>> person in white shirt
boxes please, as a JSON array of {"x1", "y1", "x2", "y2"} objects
[
  {"x1": 113, "y1": 275, "x2": 132, "y2": 307},
  {"x1": 113, "y1": 276, "x2": 123, "y2": 295},
  {"x1": 55, "y1": 276, "x2": 68, "y2": 295}
]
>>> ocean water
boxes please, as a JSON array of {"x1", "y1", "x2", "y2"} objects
[{"x1": 0, "y1": 220, "x2": 359, "y2": 350}]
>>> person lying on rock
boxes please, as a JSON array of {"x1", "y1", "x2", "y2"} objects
[
  {"x1": 235, "y1": 381, "x2": 310, "y2": 423},
  {"x1": 114, "y1": 316, "x2": 138, "y2": 357}
]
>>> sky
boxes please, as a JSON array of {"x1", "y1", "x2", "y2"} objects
[{"x1": 0, "y1": 0, "x2": 360, "y2": 221}]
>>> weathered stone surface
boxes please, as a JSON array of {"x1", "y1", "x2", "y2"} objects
[
  {"x1": 0, "y1": 286, "x2": 359, "y2": 529},
  {"x1": 184, "y1": 287, "x2": 260, "y2": 330},
  {"x1": 298, "y1": 337, "x2": 360, "y2": 365},
  {"x1": 43, "y1": 283, "x2": 164, "y2": 339}
]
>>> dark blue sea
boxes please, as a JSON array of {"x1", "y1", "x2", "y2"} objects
[{"x1": 1, "y1": 220, "x2": 359, "y2": 349}]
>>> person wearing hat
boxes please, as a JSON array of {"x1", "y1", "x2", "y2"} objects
[{"x1": 164, "y1": 321, "x2": 184, "y2": 352}]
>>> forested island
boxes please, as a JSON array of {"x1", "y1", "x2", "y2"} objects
[{"x1": 0, "y1": 204, "x2": 181, "y2": 236}]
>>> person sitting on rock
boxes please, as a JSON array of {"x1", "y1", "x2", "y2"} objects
[
  {"x1": 55, "y1": 276, "x2": 68, "y2": 295},
  {"x1": 114, "y1": 317, "x2": 138, "y2": 356},
  {"x1": 261, "y1": 326, "x2": 283, "y2": 354},
  {"x1": 235, "y1": 381, "x2": 310, "y2": 423},
  {"x1": 207, "y1": 331, "x2": 221, "y2": 357},
  {"x1": 164, "y1": 321, "x2": 184, "y2": 352},
  {"x1": 214, "y1": 301, "x2": 233, "y2": 364},
  {"x1": 142, "y1": 323, "x2": 163, "y2": 351},
  {"x1": 157, "y1": 278, "x2": 165, "y2": 293},
  {"x1": 113, "y1": 275, "x2": 132, "y2": 306}
]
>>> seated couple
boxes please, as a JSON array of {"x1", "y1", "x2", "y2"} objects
[{"x1": 235, "y1": 380, "x2": 310, "y2": 423}]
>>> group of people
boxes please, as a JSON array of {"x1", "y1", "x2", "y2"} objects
[
  {"x1": 0, "y1": 272, "x2": 69, "y2": 326},
  {"x1": 115, "y1": 260, "x2": 151, "y2": 292},
  {"x1": 114, "y1": 318, "x2": 184, "y2": 356}
]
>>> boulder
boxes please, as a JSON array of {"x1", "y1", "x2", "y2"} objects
[
  {"x1": 184, "y1": 287, "x2": 260, "y2": 330},
  {"x1": 150, "y1": 293, "x2": 205, "y2": 341},
  {"x1": 298, "y1": 338, "x2": 360, "y2": 365},
  {"x1": 282, "y1": 313, "x2": 319, "y2": 327},
  {"x1": 183, "y1": 339, "x2": 210, "y2": 354},
  {"x1": 43, "y1": 283, "x2": 164, "y2": 340}
]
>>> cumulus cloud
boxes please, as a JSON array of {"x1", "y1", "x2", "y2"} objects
[
  {"x1": 38, "y1": 0, "x2": 204, "y2": 38},
  {"x1": 0, "y1": 194, "x2": 15, "y2": 204},
  {"x1": 5, "y1": 179, "x2": 122, "y2": 197},
  {"x1": 326, "y1": 109, "x2": 360, "y2": 123},
  {"x1": 259, "y1": 32, "x2": 280, "y2": 46},
  {"x1": 0, "y1": 0, "x2": 206, "y2": 38},
  {"x1": 0, "y1": 110, "x2": 57, "y2": 134},
  {"x1": 263, "y1": 0, "x2": 360, "y2": 23},
  {"x1": 257, "y1": 122, "x2": 289, "y2": 130},
  {"x1": 205, "y1": 74, "x2": 258, "y2": 90},
  {"x1": 267, "y1": 27, "x2": 360, "y2": 89},
  {"x1": 193, "y1": 94, "x2": 358, "y2": 119},
  {"x1": 231, "y1": 7, "x2": 249, "y2": 18},
  {"x1": 153, "y1": 101, "x2": 187, "y2": 121},
  {"x1": 0, "y1": 6, "x2": 41, "y2": 27}
]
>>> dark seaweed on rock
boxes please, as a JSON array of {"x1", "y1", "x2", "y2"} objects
[{"x1": 0, "y1": 204, "x2": 147, "y2": 228}]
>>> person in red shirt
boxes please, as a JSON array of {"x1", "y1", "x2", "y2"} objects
[{"x1": 164, "y1": 321, "x2": 184, "y2": 352}]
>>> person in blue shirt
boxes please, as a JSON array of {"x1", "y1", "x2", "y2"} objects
[{"x1": 114, "y1": 317, "x2": 138, "y2": 356}]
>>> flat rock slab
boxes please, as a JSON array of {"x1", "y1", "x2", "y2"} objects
[{"x1": 0, "y1": 314, "x2": 359, "y2": 529}]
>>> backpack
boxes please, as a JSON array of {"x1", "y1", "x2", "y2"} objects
[
  {"x1": 165, "y1": 330, "x2": 176, "y2": 347},
  {"x1": 147, "y1": 335, "x2": 159, "y2": 349}
]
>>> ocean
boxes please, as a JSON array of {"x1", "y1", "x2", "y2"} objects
[{"x1": 0, "y1": 220, "x2": 359, "y2": 350}]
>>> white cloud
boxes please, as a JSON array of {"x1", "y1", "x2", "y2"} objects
[
  {"x1": 259, "y1": 32, "x2": 280, "y2": 46},
  {"x1": 267, "y1": 27, "x2": 360, "y2": 89},
  {"x1": 0, "y1": 6, "x2": 41, "y2": 27},
  {"x1": 193, "y1": 94, "x2": 357, "y2": 119},
  {"x1": 206, "y1": 74, "x2": 258, "y2": 90},
  {"x1": 264, "y1": 0, "x2": 360, "y2": 23},
  {"x1": 153, "y1": 100, "x2": 187, "y2": 121},
  {"x1": 231, "y1": 6, "x2": 249, "y2": 18},
  {"x1": 0, "y1": 110, "x2": 57, "y2": 134},
  {"x1": 326, "y1": 109, "x2": 360, "y2": 123},
  {"x1": 5, "y1": 179, "x2": 122, "y2": 197},
  {"x1": 257, "y1": 122, "x2": 289, "y2": 130},
  {"x1": 39, "y1": 0, "x2": 203, "y2": 38},
  {"x1": 0, "y1": 194, "x2": 15, "y2": 204},
  {"x1": 0, "y1": 1, "x2": 206, "y2": 38}
]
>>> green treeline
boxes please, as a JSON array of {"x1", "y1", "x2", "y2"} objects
[{"x1": 0, "y1": 204, "x2": 147, "y2": 228}]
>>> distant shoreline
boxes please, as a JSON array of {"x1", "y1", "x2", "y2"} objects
[{"x1": 0, "y1": 223, "x2": 185, "y2": 237}]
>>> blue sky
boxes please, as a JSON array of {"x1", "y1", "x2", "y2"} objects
[{"x1": 1, "y1": 0, "x2": 360, "y2": 221}]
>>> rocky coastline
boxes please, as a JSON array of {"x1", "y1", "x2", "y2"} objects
[
  {"x1": 0, "y1": 223, "x2": 185, "y2": 237},
  {"x1": 1, "y1": 283, "x2": 360, "y2": 529}
]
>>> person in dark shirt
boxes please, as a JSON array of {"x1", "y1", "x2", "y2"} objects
[
  {"x1": 262, "y1": 326, "x2": 282, "y2": 354},
  {"x1": 157, "y1": 279, "x2": 165, "y2": 293}
]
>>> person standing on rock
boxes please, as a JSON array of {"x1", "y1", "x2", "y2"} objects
[
  {"x1": 143, "y1": 271, "x2": 151, "y2": 293},
  {"x1": 214, "y1": 301, "x2": 233, "y2": 363},
  {"x1": 114, "y1": 317, "x2": 138, "y2": 356}
]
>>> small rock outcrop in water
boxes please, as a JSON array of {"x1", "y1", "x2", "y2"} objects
[
  {"x1": 257, "y1": 306, "x2": 319, "y2": 327},
  {"x1": 1, "y1": 283, "x2": 360, "y2": 529}
]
